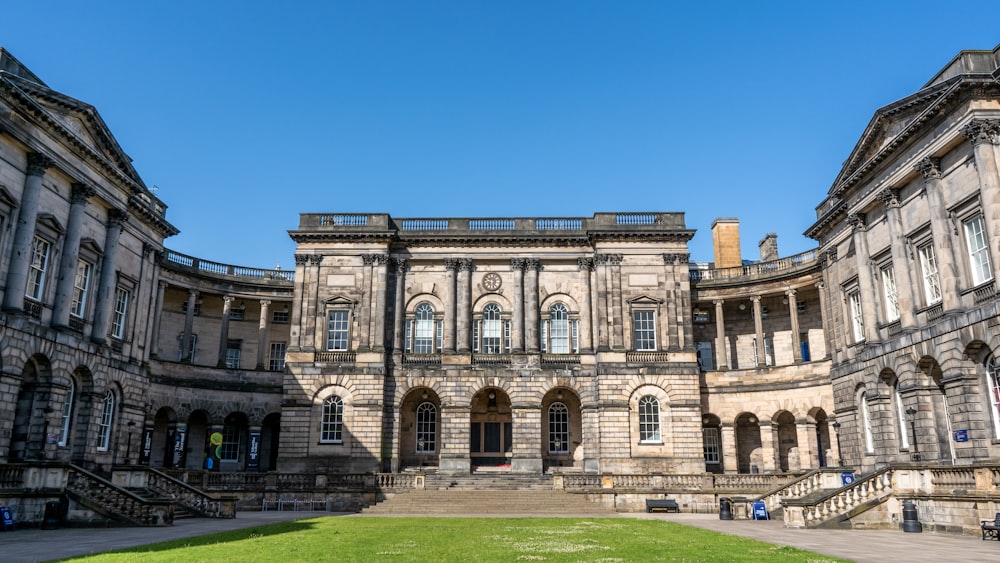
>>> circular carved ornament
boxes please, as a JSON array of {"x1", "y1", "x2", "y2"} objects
[{"x1": 482, "y1": 272, "x2": 502, "y2": 291}]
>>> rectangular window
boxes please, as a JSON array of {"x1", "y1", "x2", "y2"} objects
[
  {"x1": 111, "y1": 287, "x2": 130, "y2": 339},
  {"x1": 182, "y1": 300, "x2": 201, "y2": 316},
  {"x1": 70, "y1": 260, "x2": 92, "y2": 318},
  {"x1": 271, "y1": 309, "x2": 289, "y2": 323},
  {"x1": 269, "y1": 342, "x2": 287, "y2": 371},
  {"x1": 220, "y1": 425, "x2": 240, "y2": 461},
  {"x1": 229, "y1": 305, "x2": 245, "y2": 321},
  {"x1": 881, "y1": 264, "x2": 900, "y2": 322},
  {"x1": 703, "y1": 428, "x2": 720, "y2": 463},
  {"x1": 633, "y1": 310, "x2": 656, "y2": 351},
  {"x1": 849, "y1": 290, "x2": 864, "y2": 342},
  {"x1": 225, "y1": 340, "x2": 241, "y2": 369},
  {"x1": 696, "y1": 341, "x2": 714, "y2": 370},
  {"x1": 964, "y1": 214, "x2": 993, "y2": 286},
  {"x1": 918, "y1": 244, "x2": 942, "y2": 305},
  {"x1": 178, "y1": 333, "x2": 198, "y2": 362},
  {"x1": 504, "y1": 319, "x2": 511, "y2": 352},
  {"x1": 571, "y1": 320, "x2": 579, "y2": 353},
  {"x1": 27, "y1": 236, "x2": 51, "y2": 300},
  {"x1": 540, "y1": 320, "x2": 548, "y2": 353},
  {"x1": 435, "y1": 320, "x2": 443, "y2": 352},
  {"x1": 326, "y1": 310, "x2": 349, "y2": 351}
]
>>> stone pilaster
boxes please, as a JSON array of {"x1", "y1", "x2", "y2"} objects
[
  {"x1": 751, "y1": 295, "x2": 765, "y2": 366},
  {"x1": 848, "y1": 213, "x2": 879, "y2": 343},
  {"x1": 787, "y1": 290, "x2": 802, "y2": 363},
  {"x1": 289, "y1": 254, "x2": 309, "y2": 350},
  {"x1": 257, "y1": 299, "x2": 270, "y2": 369},
  {"x1": 713, "y1": 299, "x2": 729, "y2": 370},
  {"x1": 961, "y1": 119, "x2": 1000, "y2": 281},
  {"x1": 218, "y1": 296, "x2": 233, "y2": 367},
  {"x1": 456, "y1": 259, "x2": 473, "y2": 353},
  {"x1": 878, "y1": 188, "x2": 916, "y2": 328},
  {"x1": 371, "y1": 254, "x2": 389, "y2": 352},
  {"x1": 915, "y1": 157, "x2": 961, "y2": 310},
  {"x1": 52, "y1": 182, "x2": 95, "y2": 328},
  {"x1": 391, "y1": 258, "x2": 408, "y2": 353},
  {"x1": 511, "y1": 258, "x2": 526, "y2": 353},
  {"x1": 577, "y1": 257, "x2": 595, "y2": 353},
  {"x1": 91, "y1": 209, "x2": 128, "y2": 344},
  {"x1": 3, "y1": 152, "x2": 55, "y2": 312},
  {"x1": 524, "y1": 259, "x2": 540, "y2": 353},
  {"x1": 443, "y1": 258, "x2": 460, "y2": 353},
  {"x1": 181, "y1": 288, "x2": 198, "y2": 363},
  {"x1": 150, "y1": 281, "x2": 167, "y2": 357}
]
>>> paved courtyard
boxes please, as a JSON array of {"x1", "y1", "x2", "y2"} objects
[{"x1": 0, "y1": 510, "x2": 996, "y2": 562}]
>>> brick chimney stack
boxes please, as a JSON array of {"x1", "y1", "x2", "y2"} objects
[
  {"x1": 711, "y1": 218, "x2": 742, "y2": 269},
  {"x1": 759, "y1": 233, "x2": 778, "y2": 262}
]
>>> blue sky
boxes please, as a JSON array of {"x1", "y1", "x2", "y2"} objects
[{"x1": 3, "y1": 2, "x2": 997, "y2": 268}]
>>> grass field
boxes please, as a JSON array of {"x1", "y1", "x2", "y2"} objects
[{"x1": 61, "y1": 516, "x2": 849, "y2": 562}]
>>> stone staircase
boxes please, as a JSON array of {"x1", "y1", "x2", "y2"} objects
[{"x1": 362, "y1": 473, "x2": 615, "y2": 516}]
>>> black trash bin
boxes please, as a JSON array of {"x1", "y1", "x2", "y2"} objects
[
  {"x1": 41, "y1": 501, "x2": 61, "y2": 530},
  {"x1": 719, "y1": 497, "x2": 733, "y2": 520}
]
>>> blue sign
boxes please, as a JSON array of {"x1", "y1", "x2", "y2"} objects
[
  {"x1": 1, "y1": 505, "x2": 14, "y2": 531},
  {"x1": 752, "y1": 501, "x2": 768, "y2": 520},
  {"x1": 954, "y1": 429, "x2": 969, "y2": 442},
  {"x1": 841, "y1": 472, "x2": 856, "y2": 486}
]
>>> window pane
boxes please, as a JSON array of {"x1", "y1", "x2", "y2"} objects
[
  {"x1": 416, "y1": 402, "x2": 436, "y2": 452},
  {"x1": 71, "y1": 261, "x2": 91, "y2": 318},
  {"x1": 321, "y1": 396, "x2": 344, "y2": 442},
  {"x1": 269, "y1": 342, "x2": 287, "y2": 371},
  {"x1": 220, "y1": 425, "x2": 241, "y2": 461},
  {"x1": 849, "y1": 291, "x2": 864, "y2": 342},
  {"x1": 881, "y1": 265, "x2": 899, "y2": 322},
  {"x1": 918, "y1": 245, "x2": 942, "y2": 305},
  {"x1": 965, "y1": 215, "x2": 993, "y2": 285},
  {"x1": 111, "y1": 287, "x2": 130, "y2": 339},
  {"x1": 633, "y1": 310, "x2": 656, "y2": 351},
  {"x1": 327, "y1": 311, "x2": 349, "y2": 351},
  {"x1": 548, "y1": 402, "x2": 569, "y2": 453},
  {"x1": 638, "y1": 395, "x2": 661, "y2": 442},
  {"x1": 413, "y1": 303, "x2": 434, "y2": 353},
  {"x1": 482, "y1": 304, "x2": 502, "y2": 354},
  {"x1": 97, "y1": 390, "x2": 114, "y2": 451},
  {"x1": 703, "y1": 427, "x2": 720, "y2": 463},
  {"x1": 550, "y1": 304, "x2": 570, "y2": 353},
  {"x1": 27, "y1": 236, "x2": 51, "y2": 300}
]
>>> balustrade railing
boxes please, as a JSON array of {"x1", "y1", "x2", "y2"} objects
[
  {"x1": 540, "y1": 353, "x2": 581, "y2": 366},
  {"x1": 148, "y1": 468, "x2": 233, "y2": 518},
  {"x1": 314, "y1": 351, "x2": 357, "y2": 363},
  {"x1": 472, "y1": 354, "x2": 512, "y2": 365},
  {"x1": 162, "y1": 249, "x2": 294, "y2": 282},
  {"x1": 67, "y1": 464, "x2": 173, "y2": 526},
  {"x1": 626, "y1": 351, "x2": 672, "y2": 363},
  {"x1": 0, "y1": 464, "x2": 26, "y2": 489},
  {"x1": 788, "y1": 466, "x2": 894, "y2": 528},
  {"x1": 689, "y1": 248, "x2": 818, "y2": 284},
  {"x1": 402, "y1": 353, "x2": 442, "y2": 365}
]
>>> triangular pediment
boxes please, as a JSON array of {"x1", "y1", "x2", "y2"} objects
[
  {"x1": 36, "y1": 213, "x2": 64, "y2": 234},
  {"x1": 627, "y1": 294, "x2": 664, "y2": 305},
  {"x1": 0, "y1": 185, "x2": 17, "y2": 208},
  {"x1": 324, "y1": 295, "x2": 357, "y2": 306},
  {"x1": 1, "y1": 73, "x2": 145, "y2": 189},
  {"x1": 79, "y1": 237, "x2": 103, "y2": 256}
]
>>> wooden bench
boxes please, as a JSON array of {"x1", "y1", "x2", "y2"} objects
[
  {"x1": 981, "y1": 513, "x2": 1000, "y2": 540},
  {"x1": 645, "y1": 499, "x2": 680, "y2": 513}
]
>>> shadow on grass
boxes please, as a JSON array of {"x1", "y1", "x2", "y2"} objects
[{"x1": 57, "y1": 516, "x2": 338, "y2": 561}]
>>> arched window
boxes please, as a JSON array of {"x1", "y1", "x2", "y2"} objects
[
  {"x1": 415, "y1": 402, "x2": 436, "y2": 453},
  {"x1": 987, "y1": 355, "x2": 1000, "y2": 439},
  {"x1": 413, "y1": 303, "x2": 435, "y2": 354},
  {"x1": 860, "y1": 392, "x2": 875, "y2": 454},
  {"x1": 549, "y1": 304, "x2": 570, "y2": 354},
  {"x1": 548, "y1": 402, "x2": 569, "y2": 453},
  {"x1": 58, "y1": 379, "x2": 75, "y2": 446},
  {"x1": 894, "y1": 384, "x2": 909, "y2": 449},
  {"x1": 482, "y1": 303, "x2": 502, "y2": 354},
  {"x1": 96, "y1": 390, "x2": 115, "y2": 451},
  {"x1": 638, "y1": 396, "x2": 661, "y2": 443},
  {"x1": 321, "y1": 396, "x2": 344, "y2": 443}
]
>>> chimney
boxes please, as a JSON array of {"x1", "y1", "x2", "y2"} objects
[
  {"x1": 711, "y1": 218, "x2": 742, "y2": 269},
  {"x1": 759, "y1": 233, "x2": 778, "y2": 262}
]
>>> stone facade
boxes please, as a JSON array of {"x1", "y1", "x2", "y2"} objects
[{"x1": 806, "y1": 45, "x2": 1000, "y2": 471}]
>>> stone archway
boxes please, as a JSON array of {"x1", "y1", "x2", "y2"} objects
[
  {"x1": 399, "y1": 387, "x2": 441, "y2": 470},
  {"x1": 735, "y1": 412, "x2": 762, "y2": 474},
  {"x1": 774, "y1": 411, "x2": 797, "y2": 472},
  {"x1": 541, "y1": 387, "x2": 582, "y2": 472},
  {"x1": 470, "y1": 387, "x2": 512, "y2": 468}
]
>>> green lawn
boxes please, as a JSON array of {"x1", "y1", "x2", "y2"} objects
[{"x1": 61, "y1": 517, "x2": 848, "y2": 562}]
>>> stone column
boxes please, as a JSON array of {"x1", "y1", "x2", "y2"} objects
[
  {"x1": 713, "y1": 299, "x2": 729, "y2": 370},
  {"x1": 879, "y1": 188, "x2": 917, "y2": 328},
  {"x1": 608, "y1": 255, "x2": 624, "y2": 349},
  {"x1": 720, "y1": 423, "x2": 737, "y2": 474},
  {"x1": 795, "y1": 420, "x2": 816, "y2": 470},
  {"x1": 511, "y1": 406, "x2": 542, "y2": 473},
  {"x1": 662, "y1": 254, "x2": 678, "y2": 350},
  {"x1": 91, "y1": 210, "x2": 128, "y2": 344},
  {"x1": 759, "y1": 422, "x2": 776, "y2": 472},
  {"x1": 593, "y1": 254, "x2": 608, "y2": 350},
  {"x1": 751, "y1": 295, "x2": 765, "y2": 367},
  {"x1": 217, "y1": 296, "x2": 233, "y2": 367},
  {"x1": 443, "y1": 259, "x2": 459, "y2": 353},
  {"x1": 289, "y1": 254, "x2": 309, "y2": 350},
  {"x1": 525, "y1": 259, "x2": 540, "y2": 353},
  {"x1": 307, "y1": 255, "x2": 322, "y2": 350},
  {"x1": 150, "y1": 281, "x2": 167, "y2": 357},
  {"x1": 961, "y1": 119, "x2": 1000, "y2": 279},
  {"x1": 391, "y1": 258, "x2": 408, "y2": 353},
  {"x1": 358, "y1": 254, "x2": 376, "y2": 351},
  {"x1": 815, "y1": 281, "x2": 830, "y2": 360},
  {"x1": 787, "y1": 290, "x2": 802, "y2": 363},
  {"x1": 181, "y1": 289, "x2": 198, "y2": 363},
  {"x1": 848, "y1": 213, "x2": 879, "y2": 343},
  {"x1": 371, "y1": 254, "x2": 389, "y2": 352},
  {"x1": 456, "y1": 259, "x2": 473, "y2": 353},
  {"x1": 511, "y1": 259, "x2": 526, "y2": 353},
  {"x1": 3, "y1": 153, "x2": 54, "y2": 312},
  {"x1": 52, "y1": 183, "x2": 95, "y2": 328},
  {"x1": 916, "y1": 157, "x2": 961, "y2": 310},
  {"x1": 577, "y1": 257, "x2": 594, "y2": 353},
  {"x1": 257, "y1": 299, "x2": 270, "y2": 369}
]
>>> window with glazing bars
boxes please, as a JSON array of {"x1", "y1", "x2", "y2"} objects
[
  {"x1": 548, "y1": 402, "x2": 569, "y2": 453},
  {"x1": 638, "y1": 395, "x2": 661, "y2": 442},
  {"x1": 327, "y1": 311, "x2": 349, "y2": 351},
  {"x1": 321, "y1": 395, "x2": 344, "y2": 442},
  {"x1": 416, "y1": 402, "x2": 436, "y2": 452}
]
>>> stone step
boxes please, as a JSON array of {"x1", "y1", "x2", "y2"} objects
[{"x1": 362, "y1": 488, "x2": 613, "y2": 516}]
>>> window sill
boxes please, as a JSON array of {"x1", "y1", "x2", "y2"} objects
[{"x1": 638, "y1": 441, "x2": 663, "y2": 446}]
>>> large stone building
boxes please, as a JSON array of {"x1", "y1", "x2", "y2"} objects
[{"x1": 2, "y1": 43, "x2": 1000, "y2": 525}]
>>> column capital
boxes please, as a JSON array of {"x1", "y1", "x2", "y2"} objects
[
  {"x1": 785, "y1": 288, "x2": 797, "y2": 298},
  {"x1": 294, "y1": 254, "x2": 310, "y2": 265},
  {"x1": 961, "y1": 118, "x2": 1000, "y2": 146},
  {"x1": 392, "y1": 257, "x2": 409, "y2": 272},
  {"x1": 914, "y1": 156, "x2": 942, "y2": 180},
  {"x1": 523, "y1": 258, "x2": 540, "y2": 272},
  {"x1": 107, "y1": 208, "x2": 129, "y2": 226},
  {"x1": 26, "y1": 152, "x2": 55, "y2": 176},
  {"x1": 223, "y1": 295, "x2": 234, "y2": 304},
  {"x1": 662, "y1": 253, "x2": 690, "y2": 264},
  {"x1": 457, "y1": 258, "x2": 475, "y2": 272},
  {"x1": 308, "y1": 254, "x2": 323, "y2": 265},
  {"x1": 511, "y1": 258, "x2": 527, "y2": 271},
  {"x1": 877, "y1": 188, "x2": 900, "y2": 208},
  {"x1": 713, "y1": 299, "x2": 725, "y2": 307},
  {"x1": 361, "y1": 253, "x2": 387, "y2": 265},
  {"x1": 259, "y1": 299, "x2": 271, "y2": 307},
  {"x1": 595, "y1": 253, "x2": 622, "y2": 265},
  {"x1": 846, "y1": 213, "x2": 866, "y2": 232},
  {"x1": 444, "y1": 258, "x2": 461, "y2": 271},
  {"x1": 70, "y1": 182, "x2": 96, "y2": 203},
  {"x1": 187, "y1": 288, "x2": 199, "y2": 297},
  {"x1": 577, "y1": 256, "x2": 595, "y2": 271},
  {"x1": 750, "y1": 295, "x2": 761, "y2": 304},
  {"x1": 815, "y1": 281, "x2": 826, "y2": 290}
]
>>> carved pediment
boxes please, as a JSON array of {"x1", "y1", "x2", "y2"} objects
[
  {"x1": 0, "y1": 185, "x2": 17, "y2": 208},
  {"x1": 627, "y1": 294, "x2": 664, "y2": 305},
  {"x1": 36, "y1": 212, "x2": 64, "y2": 234},
  {"x1": 324, "y1": 295, "x2": 357, "y2": 306},
  {"x1": 79, "y1": 237, "x2": 103, "y2": 256}
]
